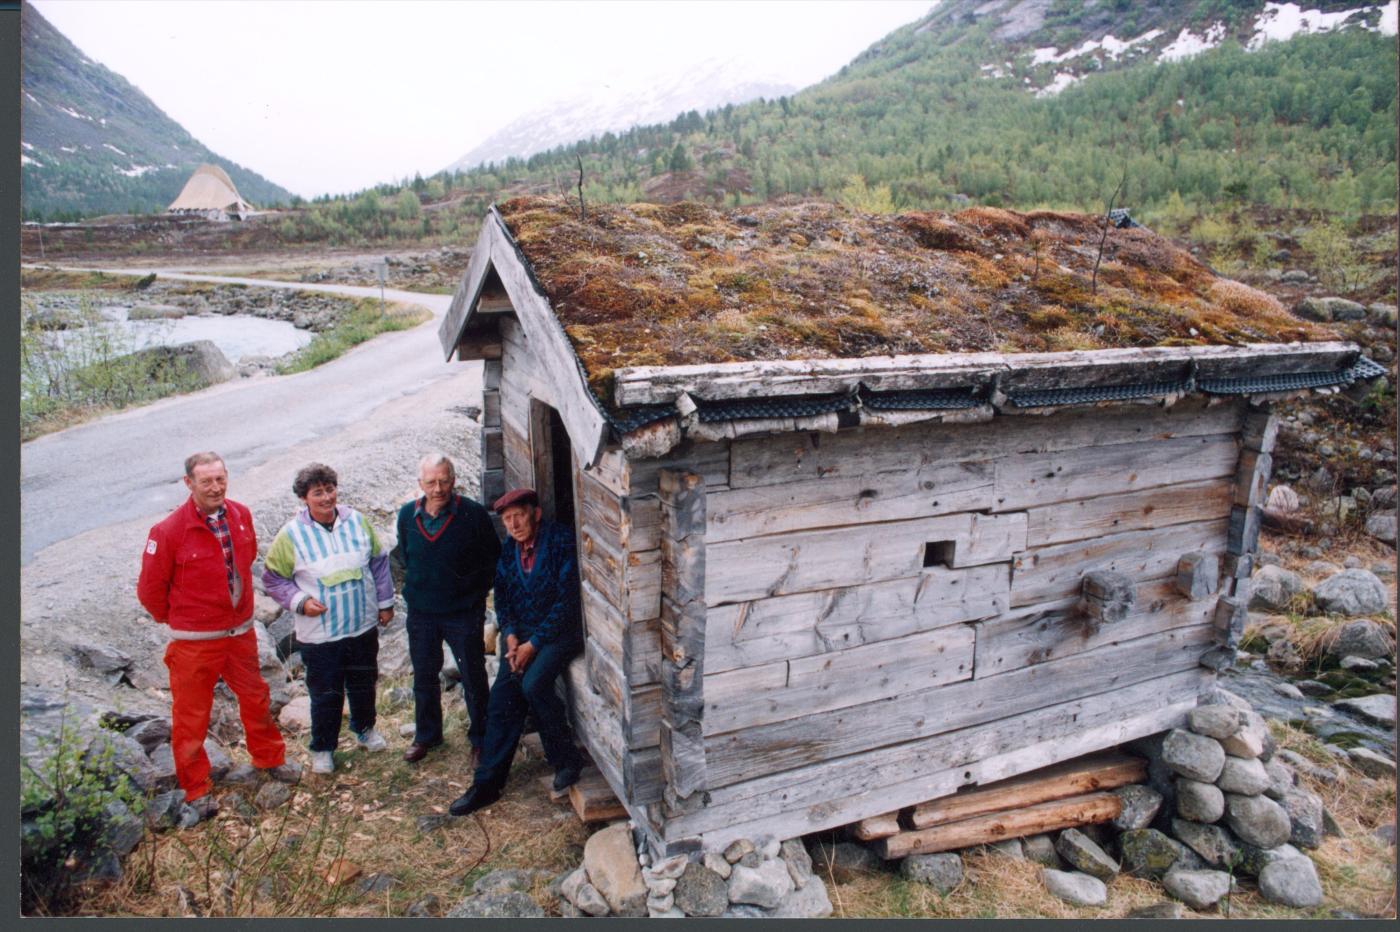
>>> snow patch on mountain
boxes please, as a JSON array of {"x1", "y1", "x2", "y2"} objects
[
  {"x1": 1035, "y1": 71, "x2": 1082, "y2": 97},
  {"x1": 103, "y1": 143, "x2": 127, "y2": 157},
  {"x1": 116, "y1": 164, "x2": 156, "y2": 178},
  {"x1": 1250, "y1": 2, "x2": 1369, "y2": 48},
  {"x1": 1159, "y1": 22, "x2": 1228, "y2": 62},
  {"x1": 1031, "y1": 29, "x2": 1162, "y2": 65},
  {"x1": 58, "y1": 104, "x2": 94, "y2": 122},
  {"x1": 21, "y1": 154, "x2": 42, "y2": 167}
]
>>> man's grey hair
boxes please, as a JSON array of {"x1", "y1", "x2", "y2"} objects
[
  {"x1": 418, "y1": 453, "x2": 456, "y2": 481},
  {"x1": 184, "y1": 451, "x2": 225, "y2": 477}
]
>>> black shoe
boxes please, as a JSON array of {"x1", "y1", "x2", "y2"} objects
[
  {"x1": 551, "y1": 764, "x2": 582, "y2": 796},
  {"x1": 449, "y1": 783, "x2": 501, "y2": 817}
]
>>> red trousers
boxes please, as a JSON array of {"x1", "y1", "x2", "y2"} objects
[{"x1": 163, "y1": 629, "x2": 286, "y2": 801}]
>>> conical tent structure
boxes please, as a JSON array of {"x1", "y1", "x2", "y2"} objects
[{"x1": 166, "y1": 163, "x2": 254, "y2": 219}]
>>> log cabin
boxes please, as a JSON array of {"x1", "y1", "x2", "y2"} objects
[{"x1": 438, "y1": 196, "x2": 1382, "y2": 856}]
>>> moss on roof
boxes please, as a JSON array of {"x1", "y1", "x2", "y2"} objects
[{"x1": 496, "y1": 196, "x2": 1334, "y2": 403}]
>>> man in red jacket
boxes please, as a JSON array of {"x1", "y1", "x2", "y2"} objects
[{"x1": 137, "y1": 452, "x2": 297, "y2": 818}]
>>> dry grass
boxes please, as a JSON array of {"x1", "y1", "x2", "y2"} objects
[
  {"x1": 495, "y1": 196, "x2": 1337, "y2": 406},
  {"x1": 71, "y1": 676, "x2": 590, "y2": 918}
]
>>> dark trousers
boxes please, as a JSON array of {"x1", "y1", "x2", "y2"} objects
[
  {"x1": 474, "y1": 639, "x2": 583, "y2": 791},
  {"x1": 407, "y1": 608, "x2": 489, "y2": 749},
  {"x1": 300, "y1": 626, "x2": 379, "y2": 752}
]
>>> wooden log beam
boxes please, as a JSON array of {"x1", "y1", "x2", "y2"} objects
[
  {"x1": 611, "y1": 343, "x2": 1359, "y2": 406},
  {"x1": 875, "y1": 791, "x2": 1122, "y2": 859},
  {"x1": 657, "y1": 469, "x2": 708, "y2": 807},
  {"x1": 907, "y1": 751, "x2": 1146, "y2": 830},
  {"x1": 853, "y1": 812, "x2": 904, "y2": 841}
]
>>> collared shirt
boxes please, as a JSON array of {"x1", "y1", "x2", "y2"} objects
[
  {"x1": 518, "y1": 534, "x2": 539, "y2": 574},
  {"x1": 201, "y1": 506, "x2": 239, "y2": 599},
  {"x1": 414, "y1": 494, "x2": 457, "y2": 537}
]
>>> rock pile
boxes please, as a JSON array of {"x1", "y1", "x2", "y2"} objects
[{"x1": 552, "y1": 822, "x2": 831, "y2": 918}]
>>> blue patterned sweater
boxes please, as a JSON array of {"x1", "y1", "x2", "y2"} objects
[{"x1": 493, "y1": 520, "x2": 582, "y2": 649}]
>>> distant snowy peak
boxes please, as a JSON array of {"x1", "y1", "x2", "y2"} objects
[
  {"x1": 445, "y1": 56, "x2": 796, "y2": 172},
  {"x1": 1002, "y1": 1, "x2": 1397, "y2": 98}
]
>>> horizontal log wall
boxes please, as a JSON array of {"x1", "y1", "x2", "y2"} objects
[{"x1": 665, "y1": 397, "x2": 1241, "y2": 849}]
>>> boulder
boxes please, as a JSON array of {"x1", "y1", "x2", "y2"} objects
[
  {"x1": 1366, "y1": 513, "x2": 1398, "y2": 545},
  {"x1": 123, "y1": 340, "x2": 235, "y2": 387},
  {"x1": 145, "y1": 789, "x2": 187, "y2": 831},
  {"x1": 1263, "y1": 758, "x2": 1296, "y2": 800},
  {"x1": 768, "y1": 877, "x2": 833, "y2": 918},
  {"x1": 1117, "y1": 828, "x2": 1182, "y2": 880},
  {"x1": 1175, "y1": 779, "x2": 1225, "y2": 823},
  {"x1": 1216, "y1": 756, "x2": 1271, "y2": 796},
  {"x1": 1163, "y1": 867, "x2": 1232, "y2": 911},
  {"x1": 1162, "y1": 729, "x2": 1227, "y2": 782},
  {"x1": 1040, "y1": 869, "x2": 1106, "y2": 907},
  {"x1": 726, "y1": 859, "x2": 793, "y2": 909},
  {"x1": 1340, "y1": 655, "x2": 1381, "y2": 672},
  {"x1": 99, "y1": 799, "x2": 145, "y2": 857},
  {"x1": 124, "y1": 717, "x2": 172, "y2": 753},
  {"x1": 254, "y1": 781, "x2": 292, "y2": 811},
  {"x1": 1367, "y1": 303, "x2": 1399, "y2": 326},
  {"x1": 278, "y1": 696, "x2": 312, "y2": 732},
  {"x1": 1171, "y1": 819, "x2": 1241, "y2": 868},
  {"x1": 1281, "y1": 786, "x2": 1324, "y2": 850},
  {"x1": 445, "y1": 892, "x2": 545, "y2": 919},
  {"x1": 1224, "y1": 794, "x2": 1291, "y2": 849},
  {"x1": 1257, "y1": 855, "x2": 1323, "y2": 908},
  {"x1": 1022, "y1": 833, "x2": 1062, "y2": 867},
  {"x1": 1236, "y1": 842, "x2": 1306, "y2": 878},
  {"x1": 1249, "y1": 566, "x2": 1304, "y2": 612},
  {"x1": 1187, "y1": 705, "x2": 1242, "y2": 741},
  {"x1": 1334, "y1": 693, "x2": 1397, "y2": 729},
  {"x1": 1346, "y1": 746, "x2": 1397, "y2": 779},
  {"x1": 702, "y1": 852, "x2": 732, "y2": 880},
  {"x1": 672, "y1": 862, "x2": 727, "y2": 917},
  {"x1": 1276, "y1": 749, "x2": 1340, "y2": 785},
  {"x1": 1312, "y1": 569, "x2": 1388, "y2": 616},
  {"x1": 1331, "y1": 620, "x2": 1394, "y2": 660},
  {"x1": 574, "y1": 883, "x2": 610, "y2": 917},
  {"x1": 128, "y1": 303, "x2": 186, "y2": 320},
  {"x1": 900, "y1": 852, "x2": 963, "y2": 894},
  {"x1": 1126, "y1": 901, "x2": 1186, "y2": 919},
  {"x1": 582, "y1": 822, "x2": 646, "y2": 917},
  {"x1": 73, "y1": 643, "x2": 133, "y2": 674},
  {"x1": 1110, "y1": 785, "x2": 1162, "y2": 831},
  {"x1": 780, "y1": 838, "x2": 813, "y2": 889},
  {"x1": 1218, "y1": 711, "x2": 1269, "y2": 760}
]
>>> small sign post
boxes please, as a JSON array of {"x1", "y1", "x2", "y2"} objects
[{"x1": 378, "y1": 257, "x2": 388, "y2": 315}]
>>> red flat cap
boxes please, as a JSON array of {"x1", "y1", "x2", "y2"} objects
[{"x1": 492, "y1": 488, "x2": 539, "y2": 513}]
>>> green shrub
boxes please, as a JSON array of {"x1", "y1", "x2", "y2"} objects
[
  {"x1": 276, "y1": 299, "x2": 431, "y2": 374},
  {"x1": 21, "y1": 709, "x2": 147, "y2": 913}
]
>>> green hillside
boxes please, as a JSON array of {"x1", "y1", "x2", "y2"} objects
[{"x1": 20, "y1": 4, "x2": 293, "y2": 220}]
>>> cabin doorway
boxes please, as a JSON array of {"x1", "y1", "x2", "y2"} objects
[{"x1": 528, "y1": 399, "x2": 577, "y2": 531}]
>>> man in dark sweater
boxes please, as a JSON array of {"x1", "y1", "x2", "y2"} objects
[
  {"x1": 392, "y1": 454, "x2": 501, "y2": 767},
  {"x1": 449, "y1": 487, "x2": 585, "y2": 817}
]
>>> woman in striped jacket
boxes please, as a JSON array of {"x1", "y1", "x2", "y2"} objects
[{"x1": 263, "y1": 463, "x2": 395, "y2": 774}]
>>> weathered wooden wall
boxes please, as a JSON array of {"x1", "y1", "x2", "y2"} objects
[
  {"x1": 491, "y1": 319, "x2": 1242, "y2": 852},
  {"x1": 632, "y1": 396, "x2": 1240, "y2": 852}
]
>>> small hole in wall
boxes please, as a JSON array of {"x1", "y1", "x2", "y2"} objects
[{"x1": 924, "y1": 540, "x2": 956, "y2": 568}]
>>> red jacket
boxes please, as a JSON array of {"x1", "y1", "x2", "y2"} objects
[{"x1": 138, "y1": 497, "x2": 257, "y2": 632}]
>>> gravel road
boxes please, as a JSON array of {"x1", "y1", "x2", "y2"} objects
[{"x1": 20, "y1": 269, "x2": 485, "y2": 716}]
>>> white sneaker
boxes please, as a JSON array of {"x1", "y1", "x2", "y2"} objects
[
  {"x1": 311, "y1": 750, "x2": 335, "y2": 774},
  {"x1": 355, "y1": 728, "x2": 387, "y2": 752}
]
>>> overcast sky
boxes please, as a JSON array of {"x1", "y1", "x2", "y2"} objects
[{"x1": 32, "y1": 0, "x2": 935, "y2": 198}]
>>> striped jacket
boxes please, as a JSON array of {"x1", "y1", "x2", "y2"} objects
[{"x1": 262, "y1": 505, "x2": 395, "y2": 645}]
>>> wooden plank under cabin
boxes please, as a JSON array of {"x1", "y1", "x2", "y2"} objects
[
  {"x1": 991, "y1": 433, "x2": 1240, "y2": 512},
  {"x1": 853, "y1": 812, "x2": 903, "y2": 842},
  {"x1": 704, "y1": 564, "x2": 1008, "y2": 674},
  {"x1": 705, "y1": 460, "x2": 995, "y2": 543},
  {"x1": 876, "y1": 791, "x2": 1122, "y2": 859},
  {"x1": 702, "y1": 624, "x2": 975, "y2": 737},
  {"x1": 973, "y1": 578, "x2": 1215, "y2": 676},
  {"x1": 700, "y1": 624, "x2": 1213, "y2": 785},
  {"x1": 1010, "y1": 517, "x2": 1227, "y2": 607},
  {"x1": 706, "y1": 511, "x2": 1027, "y2": 605},
  {"x1": 1024, "y1": 477, "x2": 1234, "y2": 548},
  {"x1": 727, "y1": 396, "x2": 1244, "y2": 490},
  {"x1": 907, "y1": 750, "x2": 1147, "y2": 830},
  {"x1": 661, "y1": 666, "x2": 1207, "y2": 844},
  {"x1": 569, "y1": 768, "x2": 629, "y2": 824}
]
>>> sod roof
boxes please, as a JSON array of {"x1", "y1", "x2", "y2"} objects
[{"x1": 495, "y1": 195, "x2": 1333, "y2": 401}]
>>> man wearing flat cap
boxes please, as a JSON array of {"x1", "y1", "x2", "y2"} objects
[{"x1": 449, "y1": 487, "x2": 586, "y2": 816}]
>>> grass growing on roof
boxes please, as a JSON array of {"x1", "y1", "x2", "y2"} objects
[{"x1": 495, "y1": 196, "x2": 1335, "y2": 406}]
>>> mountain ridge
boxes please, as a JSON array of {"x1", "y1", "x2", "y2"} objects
[{"x1": 20, "y1": 4, "x2": 293, "y2": 220}]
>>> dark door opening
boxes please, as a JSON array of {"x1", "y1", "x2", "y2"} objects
[{"x1": 547, "y1": 406, "x2": 575, "y2": 532}]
